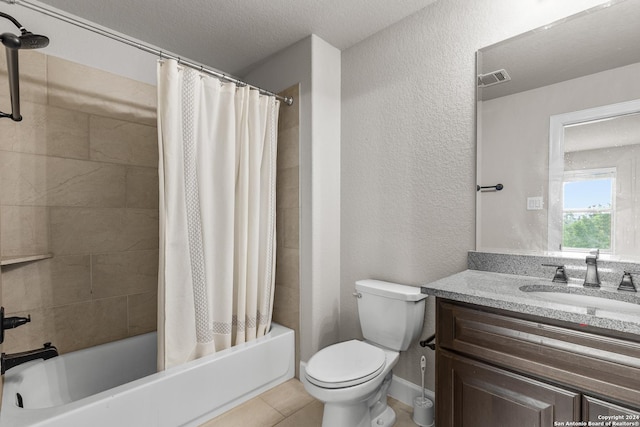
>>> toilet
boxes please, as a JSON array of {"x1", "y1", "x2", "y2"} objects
[{"x1": 302, "y1": 279, "x2": 428, "y2": 427}]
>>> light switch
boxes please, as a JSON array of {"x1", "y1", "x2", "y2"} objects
[{"x1": 527, "y1": 196, "x2": 544, "y2": 210}]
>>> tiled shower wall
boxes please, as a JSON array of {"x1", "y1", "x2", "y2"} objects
[
  {"x1": 0, "y1": 51, "x2": 158, "y2": 354},
  {"x1": 273, "y1": 84, "x2": 300, "y2": 376},
  {"x1": 0, "y1": 52, "x2": 299, "y2": 363}
]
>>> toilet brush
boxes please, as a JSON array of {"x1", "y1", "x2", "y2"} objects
[
  {"x1": 420, "y1": 355, "x2": 425, "y2": 402},
  {"x1": 412, "y1": 355, "x2": 434, "y2": 427}
]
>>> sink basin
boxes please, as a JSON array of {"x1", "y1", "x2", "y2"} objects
[
  {"x1": 519, "y1": 285, "x2": 640, "y2": 315},
  {"x1": 526, "y1": 292, "x2": 640, "y2": 314}
]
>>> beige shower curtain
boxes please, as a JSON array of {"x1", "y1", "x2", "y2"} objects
[{"x1": 156, "y1": 59, "x2": 279, "y2": 370}]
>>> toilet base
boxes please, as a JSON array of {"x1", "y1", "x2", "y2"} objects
[
  {"x1": 319, "y1": 371, "x2": 396, "y2": 427},
  {"x1": 320, "y1": 401, "x2": 397, "y2": 427},
  {"x1": 321, "y1": 401, "x2": 371, "y2": 427},
  {"x1": 371, "y1": 406, "x2": 396, "y2": 427}
]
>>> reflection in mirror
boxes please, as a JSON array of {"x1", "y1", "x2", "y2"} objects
[
  {"x1": 476, "y1": 0, "x2": 640, "y2": 261},
  {"x1": 548, "y1": 100, "x2": 640, "y2": 260}
]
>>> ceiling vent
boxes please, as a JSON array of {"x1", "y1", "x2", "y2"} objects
[{"x1": 477, "y1": 69, "x2": 511, "y2": 88}]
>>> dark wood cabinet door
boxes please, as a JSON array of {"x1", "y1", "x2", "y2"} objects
[
  {"x1": 582, "y1": 395, "x2": 640, "y2": 421},
  {"x1": 437, "y1": 350, "x2": 581, "y2": 427}
]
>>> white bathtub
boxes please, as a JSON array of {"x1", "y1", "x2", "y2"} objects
[{"x1": 0, "y1": 323, "x2": 294, "y2": 427}]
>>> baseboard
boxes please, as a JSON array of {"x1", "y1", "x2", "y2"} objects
[{"x1": 389, "y1": 375, "x2": 435, "y2": 408}]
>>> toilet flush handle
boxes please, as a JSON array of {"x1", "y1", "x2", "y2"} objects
[{"x1": 352, "y1": 292, "x2": 362, "y2": 298}]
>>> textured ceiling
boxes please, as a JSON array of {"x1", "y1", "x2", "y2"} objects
[{"x1": 35, "y1": 0, "x2": 437, "y2": 76}]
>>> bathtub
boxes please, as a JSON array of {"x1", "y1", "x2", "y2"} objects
[{"x1": 0, "y1": 323, "x2": 294, "y2": 427}]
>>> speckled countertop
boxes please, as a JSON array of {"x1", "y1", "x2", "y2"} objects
[{"x1": 421, "y1": 269, "x2": 640, "y2": 336}]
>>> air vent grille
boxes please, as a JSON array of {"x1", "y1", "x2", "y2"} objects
[{"x1": 477, "y1": 69, "x2": 511, "y2": 88}]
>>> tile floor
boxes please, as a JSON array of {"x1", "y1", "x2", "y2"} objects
[{"x1": 200, "y1": 378, "x2": 419, "y2": 427}]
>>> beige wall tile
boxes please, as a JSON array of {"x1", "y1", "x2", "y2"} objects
[
  {"x1": 92, "y1": 250, "x2": 158, "y2": 298},
  {"x1": 0, "y1": 102, "x2": 90, "y2": 159},
  {"x1": 277, "y1": 127, "x2": 299, "y2": 170},
  {"x1": 1, "y1": 53, "x2": 159, "y2": 356},
  {"x1": 276, "y1": 187, "x2": 299, "y2": 209},
  {"x1": 50, "y1": 207, "x2": 158, "y2": 255},
  {"x1": 90, "y1": 116, "x2": 158, "y2": 167},
  {"x1": 277, "y1": 209, "x2": 286, "y2": 251},
  {"x1": 122, "y1": 208, "x2": 160, "y2": 250},
  {"x1": 0, "y1": 206, "x2": 49, "y2": 257},
  {"x1": 47, "y1": 56, "x2": 156, "y2": 126},
  {"x1": 54, "y1": 297, "x2": 129, "y2": 353},
  {"x1": 128, "y1": 292, "x2": 157, "y2": 336},
  {"x1": 277, "y1": 167, "x2": 298, "y2": 191},
  {"x1": 275, "y1": 247, "x2": 299, "y2": 290},
  {"x1": 0, "y1": 50, "x2": 47, "y2": 106},
  {"x1": 283, "y1": 208, "x2": 299, "y2": 249},
  {"x1": 278, "y1": 85, "x2": 299, "y2": 132},
  {"x1": 126, "y1": 166, "x2": 159, "y2": 209},
  {"x1": 0, "y1": 151, "x2": 126, "y2": 207},
  {"x1": 2, "y1": 255, "x2": 91, "y2": 311},
  {"x1": 272, "y1": 285, "x2": 299, "y2": 332},
  {"x1": 3, "y1": 298, "x2": 128, "y2": 354}
]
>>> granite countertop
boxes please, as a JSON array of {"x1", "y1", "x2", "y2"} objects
[{"x1": 421, "y1": 269, "x2": 640, "y2": 336}]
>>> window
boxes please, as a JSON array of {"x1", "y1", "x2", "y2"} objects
[{"x1": 562, "y1": 168, "x2": 615, "y2": 252}]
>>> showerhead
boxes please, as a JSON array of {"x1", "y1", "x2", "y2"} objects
[
  {"x1": 0, "y1": 12, "x2": 49, "y2": 121},
  {"x1": 0, "y1": 31, "x2": 49, "y2": 50},
  {"x1": 0, "y1": 12, "x2": 49, "y2": 50},
  {"x1": 17, "y1": 31, "x2": 49, "y2": 49}
]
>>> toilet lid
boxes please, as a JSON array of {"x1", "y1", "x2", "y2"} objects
[{"x1": 305, "y1": 340, "x2": 386, "y2": 389}]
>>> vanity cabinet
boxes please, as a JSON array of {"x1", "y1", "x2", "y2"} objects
[{"x1": 436, "y1": 298, "x2": 640, "y2": 427}]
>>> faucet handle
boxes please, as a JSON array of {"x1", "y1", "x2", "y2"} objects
[
  {"x1": 618, "y1": 271, "x2": 639, "y2": 292},
  {"x1": 589, "y1": 248, "x2": 600, "y2": 259},
  {"x1": 0, "y1": 307, "x2": 31, "y2": 344},
  {"x1": 542, "y1": 264, "x2": 568, "y2": 284}
]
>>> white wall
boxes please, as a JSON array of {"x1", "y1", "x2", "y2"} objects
[
  {"x1": 341, "y1": 0, "x2": 607, "y2": 391},
  {"x1": 1, "y1": 1, "x2": 157, "y2": 84},
  {"x1": 244, "y1": 35, "x2": 342, "y2": 363}
]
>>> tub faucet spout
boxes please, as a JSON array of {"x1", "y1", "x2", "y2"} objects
[{"x1": 1, "y1": 342, "x2": 58, "y2": 374}]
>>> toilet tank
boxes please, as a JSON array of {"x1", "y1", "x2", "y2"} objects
[{"x1": 355, "y1": 279, "x2": 427, "y2": 351}]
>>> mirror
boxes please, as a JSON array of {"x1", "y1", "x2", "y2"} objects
[{"x1": 476, "y1": 0, "x2": 640, "y2": 261}]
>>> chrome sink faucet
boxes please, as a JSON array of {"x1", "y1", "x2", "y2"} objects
[{"x1": 584, "y1": 249, "x2": 600, "y2": 288}]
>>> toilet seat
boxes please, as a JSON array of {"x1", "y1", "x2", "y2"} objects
[{"x1": 305, "y1": 340, "x2": 386, "y2": 389}]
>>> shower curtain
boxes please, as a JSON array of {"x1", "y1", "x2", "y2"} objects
[{"x1": 156, "y1": 59, "x2": 279, "y2": 370}]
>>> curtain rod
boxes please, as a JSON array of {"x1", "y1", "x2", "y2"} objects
[{"x1": 2, "y1": 0, "x2": 294, "y2": 106}]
